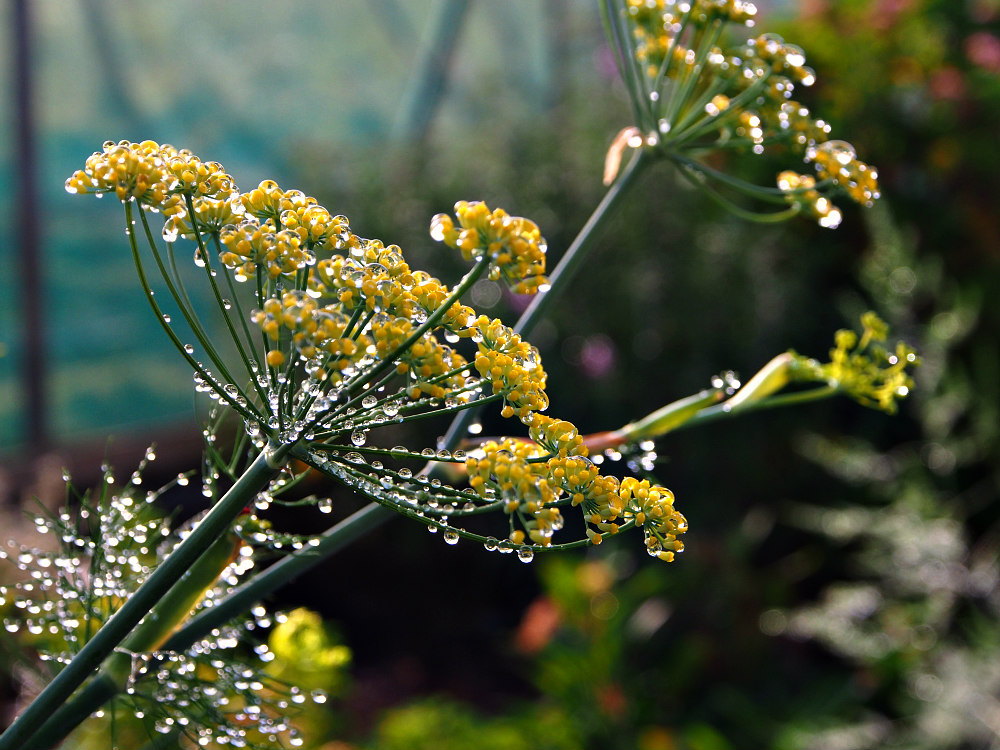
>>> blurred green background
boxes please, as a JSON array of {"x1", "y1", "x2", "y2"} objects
[{"x1": 2, "y1": 0, "x2": 1000, "y2": 748}]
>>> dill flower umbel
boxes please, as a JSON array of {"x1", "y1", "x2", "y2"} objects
[
  {"x1": 603, "y1": 0, "x2": 879, "y2": 226},
  {"x1": 790, "y1": 311, "x2": 919, "y2": 414},
  {"x1": 65, "y1": 140, "x2": 686, "y2": 564},
  {"x1": 431, "y1": 200, "x2": 551, "y2": 293}
]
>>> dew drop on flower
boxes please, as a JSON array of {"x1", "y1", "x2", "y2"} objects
[{"x1": 429, "y1": 214, "x2": 449, "y2": 242}]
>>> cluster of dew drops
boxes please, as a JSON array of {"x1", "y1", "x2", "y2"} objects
[
  {"x1": 0, "y1": 448, "x2": 326, "y2": 747},
  {"x1": 122, "y1": 608, "x2": 328, "y2": 748},
  {"x1": 0, "y1": 448, "x2": 174, "y2": 653}
]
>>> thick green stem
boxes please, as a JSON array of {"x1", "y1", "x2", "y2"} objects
[{"x1": 0, "y1": 448, "x2": 286, "y2": 750}]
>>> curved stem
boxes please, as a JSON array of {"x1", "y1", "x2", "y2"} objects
[{"x1": 674, "y1": 384, "x2": 839, "y2": 431}]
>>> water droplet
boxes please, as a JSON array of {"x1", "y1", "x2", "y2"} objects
[
  {"x1": 398, "y1": 467, "x2": 412, "y2": 478},
  {"x1": 517, "y1": 546, "x2": 534, "y2": 563},
  {"x1": 443, "y1": 529, "x2": 459, "y2": 545},
  {"x1": 484, "y1": 537, "x2": 498, "y2": 551},
  {"x1": 362, "y1": 394, "x2": 377, "y2": 409},
  {"x1": 318, "y1": 497, "x2": 333, "y2": 514}
]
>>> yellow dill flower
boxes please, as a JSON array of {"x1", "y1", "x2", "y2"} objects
[
  {"x1": 776, "y1": 171, "x2": 843, "y2": 229},
  {"x1": 607, "y1": 1, "x2": 879, "y2": 226},
  {"x1": 471, "y1": 317, "x2": 549, "y2": 420},
  {"x1": 790, "y1": 312, "x2": 918, "y2": 414},
  {"x1": 806, "y1": 140, "x2": 880, "y2": 207},
  {"x1": 65, "y1": 139, "x2": 171, "y2": 206},
  {"x1": 162, "y1": 150, "x2": 236, "y2": 200},
  {"x1": 251, "y1": 291, "x2": 369, "y2": 379},
  {"x1": 524, "y1": 413, "x2": 587, "y2": 458},
  {"x1": 430, "y1": 201, "x2": 550, "y2": 294},
  {"x1": 162, "y1": 195, "x2": 243, "y2": 242},
  {"x1": 619, "y1": 477, "x2": 687, "y2": 562},
  {"x1": 218, "y1": 220, "x2": 312, "y2": 280}
]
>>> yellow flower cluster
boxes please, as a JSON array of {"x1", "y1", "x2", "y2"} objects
[
  {"x1": 370, "y1": 315, "x2": 471, "y2": 399},
  {"x1": 792, "y1": 312, "x2": 918, "y2": 414},
  {"x1": 628, "y1": 0, "x2": 758, "y2": 79},
  {"x1": 471, "y1": 317, "x2": 549, "y2": 420},
  {"x1": 431, "y1": 201, "x2": 550, "y2": 294},
  {"x1": 619, "y1": 478, "x2": 687, "y2": 562},
  {"x1": 618, "y1": 1, "x2": 878, "y2": 226},
  {"x1": 163, "y1": 196, "x2": 242, "y2": 242},
  {"x1": 776, "y1": 171, "x2": 843, "y2": 229},
  {"x1": 66, "y1": 139, "x2": 235, "y2": 207},
  {"x1": 251, "y1": 291, "x2": 370, "y2": 376},
  {"x1": 219, "y1": 220, "x2": 313, "y2": 280},
  {"x1": 465, "y1": 425, "x2": 686, "y2": 560},
  {"x1": 241, "y1": 180, "x2": 357, "y2": 254},
  {"x1": 746, "y1": 32, "x2": 815, "y2": 87},
  {"x1": 806, "y1": 140, "x2": 880, "y2": 207}
]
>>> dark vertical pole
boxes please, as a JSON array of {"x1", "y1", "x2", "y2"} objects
[
  {"x1": 13, "y1": 0, "x2": 47, "y2": 451},
  {"x1": 394, "y1": 0, "x2": 472, "y2": 144}
]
